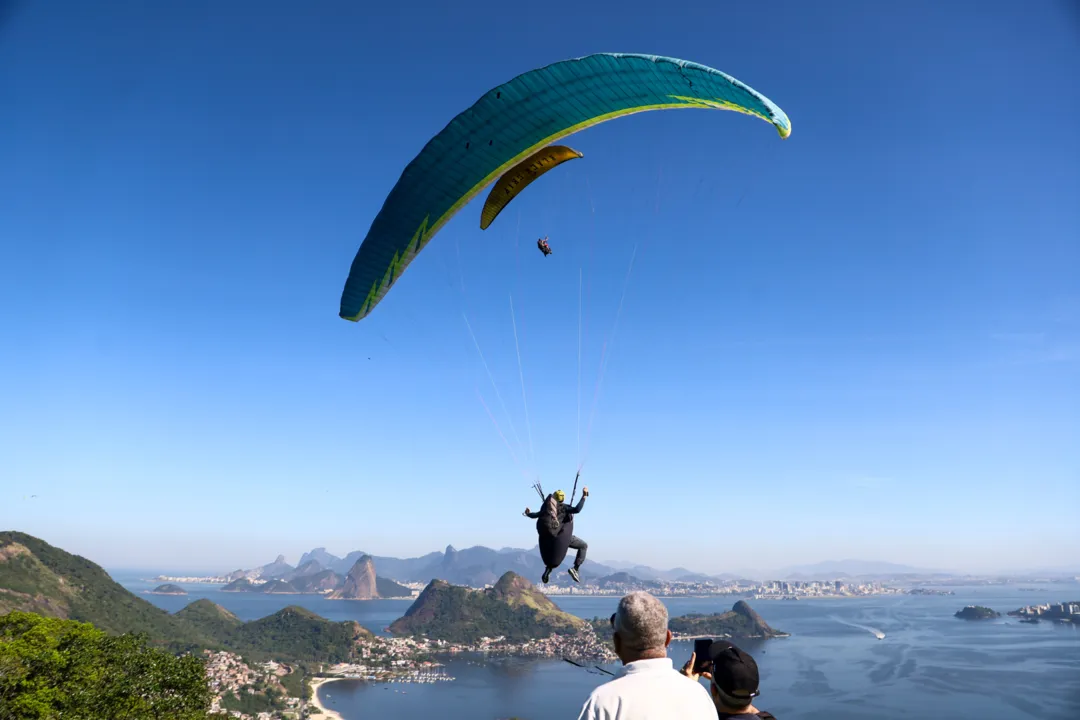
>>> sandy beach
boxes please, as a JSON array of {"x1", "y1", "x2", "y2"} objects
[{"x1": 308, "y1": 676, "x2": 345, "y2": 720}]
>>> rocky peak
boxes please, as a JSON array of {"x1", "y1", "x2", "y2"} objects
[
  {"x1": 488, "y1": 571, "x2": 562, "y2": 614},
  {"x1": 440, "y1": 545, "x2": 459, "y2": 569},
  {"x1": 491, "y1": 571, "x2": 531, "y2": 596},
  {"x1": 733, "y1": 600, "x2": 762, "y2": 621},
  {"x1": 256, "y1": 554, "x2": 294, "y2": 580},
  {"x1": 732, "y1": 600, "x2": 772, "y2": 633},
  {"x1": 329, "y1": 554, "x2": 379, "y2": 600}
]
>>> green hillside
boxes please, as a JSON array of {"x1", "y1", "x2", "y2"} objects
[
  {"x1": 231, "y1": 605, "x2": 371, "y2": 663},
  {"x1": 174, "y1": 599, "x2": 243, "y2": 640},
  {"x1": 0, "y1": 531, "x2": 212, "y2": 649},
  {"x1": 390, "y1": 572, "x2": 582, "y2": 643},
  {"x1": 1, "y1": 532, "x2": 373, "y2": 665}
]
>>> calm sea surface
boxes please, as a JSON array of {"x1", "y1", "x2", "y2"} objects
[{"x1": 117, "y1": 573, "x2": 1080, "y2": 720}]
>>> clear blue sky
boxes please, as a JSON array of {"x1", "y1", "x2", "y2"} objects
[{"x1": 2, "y1": 0, "x2": 1077, "y2": 575}]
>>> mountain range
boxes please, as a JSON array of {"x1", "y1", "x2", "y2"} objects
[
  {"x1": 238, "y1": 547, "x2": 952, "y2": 586},
  {"x1": 222, "y1": 554, "x2": 412, "y2": 599},
  {"x1": 269, "y1": 545, "x2": 723, "y2": 586}
]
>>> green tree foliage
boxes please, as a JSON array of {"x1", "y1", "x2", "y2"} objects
[
  {"x1": 220, "y1": 689, "x2": 276, "y2": 715},
  {"x1": 0, "y1": 612, "x2": 211, "y2": 720},
  {"x1": 279, "y1": 666, "x2": 309, "y2": 700}
]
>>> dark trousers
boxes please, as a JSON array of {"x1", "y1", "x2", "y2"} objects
[{"x1": 568, "y1": 536, "x2": 587, "y2": 568}]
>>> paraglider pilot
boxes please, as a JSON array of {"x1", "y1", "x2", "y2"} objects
[
  {"x1": 537, "y1": 236, "x2": 552, "y2": 256},
  {"x1": 524, "y1": 485, "x2": 589, "y2": 584}
]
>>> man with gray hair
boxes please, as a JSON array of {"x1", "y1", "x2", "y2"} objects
[{"x1": 577, "y1": 591, "x2": 716, "y2": 720}]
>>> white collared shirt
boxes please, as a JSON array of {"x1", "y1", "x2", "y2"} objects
[{"x1": 576, "y1": 657, "x2": 717, "y2": 720}]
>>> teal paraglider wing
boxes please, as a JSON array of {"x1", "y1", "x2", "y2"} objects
[{"x1": 339, "y1": 53, "x2": 790, "y2": 322}]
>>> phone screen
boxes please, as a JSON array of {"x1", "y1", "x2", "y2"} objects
[{"x1": 692, "y1": 638, "x2": 713, "y2": 674}]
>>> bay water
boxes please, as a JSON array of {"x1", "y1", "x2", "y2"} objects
[{"x1": 118, "y1": 573, "x2": 1080, "y2": 719}]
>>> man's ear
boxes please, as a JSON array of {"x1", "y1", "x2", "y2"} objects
[{"x1": 664, "y1": 629, "x2": 673, "y2": 648}]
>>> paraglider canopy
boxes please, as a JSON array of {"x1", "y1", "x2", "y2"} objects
[
  {"x1": 480, "y1": 145, "x2": 583, "y2": 230},
  {"x1": 339, "y1": 52, "x2": 791, "y2": 322}
]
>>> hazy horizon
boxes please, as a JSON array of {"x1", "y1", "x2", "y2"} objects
[
  {"x1": 3, "y1": 1, "x2": 1077, "y2": 575},
  {"x1": 6, "y1": 528, "x2": 1072, "y2": 579}
]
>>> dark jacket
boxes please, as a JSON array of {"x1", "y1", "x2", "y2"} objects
[
  {"x1": 525, "y1": 495, "x2": 586, "y2": 535},
  {"x1": 526, "y1": 495, "x2": 586, "y2": 567},
  {"x1": 554, "y1": 495, "x2": 585, "y2": 535}
]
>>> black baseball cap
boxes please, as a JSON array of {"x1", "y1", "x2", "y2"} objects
[{"x1": 708, "y1": 641, "x2": 760, "y2": 699}]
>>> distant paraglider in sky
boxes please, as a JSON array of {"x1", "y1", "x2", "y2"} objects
[
  {"x1": 480, "y1": 145, "x2": 583, "y2": 231},
  {"x1": 338, "y1": 52, "x2": 791, "y2": 322}
]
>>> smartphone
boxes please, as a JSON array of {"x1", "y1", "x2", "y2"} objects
[{"x1": 692, "y1": 638, "x2": 713, "y2": 674}]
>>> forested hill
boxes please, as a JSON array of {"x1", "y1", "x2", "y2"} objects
[
  {"x1": 0, "y1": 531, "x2": 213, "y2": 648},
  {"x1": 0, "y1": 531, "x2": 367, "y2": 663},
  {"x1": 389, "y1": 572, "x2": 583, "y2": 642}
]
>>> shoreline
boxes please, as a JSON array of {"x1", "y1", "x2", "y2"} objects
[
  {"x1": 308, "y1": 676, "x2": 345, "y2": 720},
  {"x1": 671, "y1": 633, "x2": 790, "y2": 640}
]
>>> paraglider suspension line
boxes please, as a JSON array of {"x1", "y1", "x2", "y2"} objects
[
  {"x1": 509, "y1": 292, "x2": 535, "y2": 467},
  {"x1": 476, "y1": 388, "x2": 529, "y2": 481},
  {"x1": 577, "y1": 267, "x2": 582, "y2": 465},
  {"x1": 581, "y1": 242, "x2": 638, "y2": 468},
  {"x1": 463, "y1": 312, "x2": 527, "y2": 462}
]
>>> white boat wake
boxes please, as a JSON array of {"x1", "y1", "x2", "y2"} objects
[{"x1": 830, "y1": 615, "x2": 886, "y2": 639}]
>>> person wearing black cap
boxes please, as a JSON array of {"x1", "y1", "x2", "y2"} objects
[{"x1": 681, "y1": 640, "x2": 776, "y2": 719}]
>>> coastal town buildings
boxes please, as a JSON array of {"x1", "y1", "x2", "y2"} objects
[
  {"x1": 201, "y1": 626, "x2": 613, "y2": 720},
  {"x1": 542, "y1": 578, "x2": 911, "y2": 599},
  {"x1": 1009, "y1": 601, "x2": 1080, "y2": 621}
]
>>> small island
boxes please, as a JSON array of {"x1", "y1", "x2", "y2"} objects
[
  {"x1": 955, "y1": 605, "x2": 1000, "y2": 620},
  {"x1": 222, "y1": 578, "x2": 259, "y2": 592},
  {"x1": 670, "y1": 601, "x2": 789, "y2": 639},
  {"x1": 147, "y1": 583, "x2": 187, "y2": 595},
  {"x1": 589, "y1": 600, "x2": 787, "y2": 642}
]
